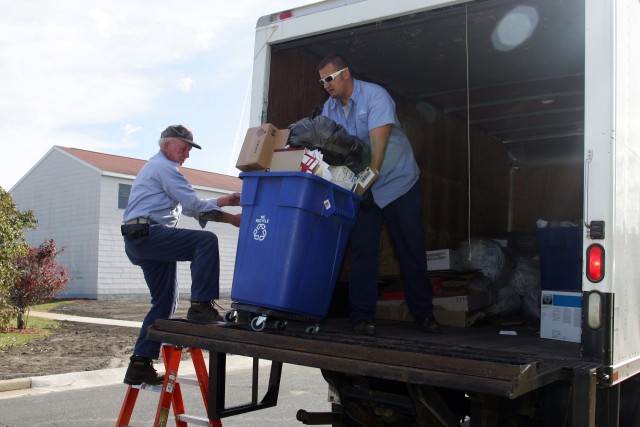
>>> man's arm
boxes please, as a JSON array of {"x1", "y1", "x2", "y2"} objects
[
  {"x1": 369, "y1": 124, "x2": 393, "y2": 172},
  {"x1": 199, "y1": 192, "x2": 242, "y2": 228}
]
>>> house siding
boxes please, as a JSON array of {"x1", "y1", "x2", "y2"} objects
[
  {"x1": 11, "y1": 147, "x2": 241, "y2": 300},
  {"x1": 12, "y1": 149, "x2": 101, "y2": 298}
]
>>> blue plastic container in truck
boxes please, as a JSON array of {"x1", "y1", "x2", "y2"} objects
[
  {"x1": 536, "y1": 225, "x2": 583, "y2": 291},
  {"x1": 231, "y1": 172, "x2": 361, "y2": 319}
]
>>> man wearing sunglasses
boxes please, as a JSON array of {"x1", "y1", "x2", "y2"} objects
[
  {"x1": 120, "y1": 124, "x2": 241, "y2": 386},
  {"x1": 318, "y1": 54, "x2": 440, "y2": 337}
]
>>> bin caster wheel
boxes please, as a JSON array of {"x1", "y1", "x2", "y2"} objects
[
  {"x1": 223, "y1": 310, "x2": 237, "y2": 324},
  {"x1": 251, "y1": 315, "x2": 267, "y2": 332},
  {"x1": 274, "y1": 320, "x2": 287, "y2": 329},
  {"x1": 305, "y1": 325, "x2": 320, "y2": 334}
]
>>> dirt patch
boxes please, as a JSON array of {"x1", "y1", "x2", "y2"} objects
[{"x1": 0, "y1": 298, "x2": 233, "y2": 381}]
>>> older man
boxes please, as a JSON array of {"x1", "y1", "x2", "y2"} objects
[{"x1": 121, "y1": 124, "x2": 241, "y2": 385}]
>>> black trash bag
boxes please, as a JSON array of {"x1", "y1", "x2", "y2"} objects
[{"x1": 287, "y1": 115, "x2": 371, "y2": 174}]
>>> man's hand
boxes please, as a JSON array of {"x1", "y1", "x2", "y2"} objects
[
  {"x1": 217, "y1": 192, "x2": 241, "y2": 207},
  {"x1": 228, "y1": 213, "x2": 242, "y2": 228}
]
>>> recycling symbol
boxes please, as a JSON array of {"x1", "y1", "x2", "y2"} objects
[{"x1": 253, "y1": 223, "x2": 267, "y2": 241}]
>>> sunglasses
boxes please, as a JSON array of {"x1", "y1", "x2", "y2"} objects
[{"x1": 319, "y1": 68, "x2": 348, "y2": 85}]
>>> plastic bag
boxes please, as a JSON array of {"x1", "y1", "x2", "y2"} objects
[
  {"x1": 508, "y1": 256, "x2": 541, "y2": 319},
  {"x1": 457, "y1": 238, "x2": 515, "y2": 287},
  {"x1": 287, "y1": 116, "x2": 371, "y2": 174}
]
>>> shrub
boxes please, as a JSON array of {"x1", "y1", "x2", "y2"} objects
[{"x1": 9, "y1": 239, "x2": 69, "y2": 329}]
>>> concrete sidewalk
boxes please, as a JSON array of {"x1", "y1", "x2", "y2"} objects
[
  {"x1": 26, "y1": 310, "x2": 144, "y2": 328},
  {"x1": 0, "y1": 311, "x2": 261, "y2": 397}
]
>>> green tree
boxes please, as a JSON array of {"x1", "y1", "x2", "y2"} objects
[
  {"x1": 10, "y1": 240, "x2": 69, "y2": 329},
  {"x1": 0, "y1": 186, "x2": 37, "y2": 332}
]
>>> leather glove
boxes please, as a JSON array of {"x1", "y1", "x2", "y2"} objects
[{"x1": 198, "y1": 210, "x2": 224, "y2": 228}]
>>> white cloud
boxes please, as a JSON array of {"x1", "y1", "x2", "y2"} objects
[{"x1": 177, "y1": 77, "x2": 195, "y2": 93}]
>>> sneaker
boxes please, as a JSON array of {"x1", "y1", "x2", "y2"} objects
[
  {"x1": 123, "y1": 356, "x2": 164, "y2": 386},
  {"x1": 421, "y1": 316, "x2": 441, "y2": 334},
  {"x1": 353, "y1": 319, "x2": 376, "y2": 336},
  {"x1": 187, "y1": 301, "x2": 223, "y2": 324}
]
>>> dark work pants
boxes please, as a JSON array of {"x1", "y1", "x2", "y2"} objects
[
  {"x1": 124, "y1": 225, "x2": 220, "y2": 359},
  {"x1": 348, "y1": 180, "x2": 433, "y2": 325}
]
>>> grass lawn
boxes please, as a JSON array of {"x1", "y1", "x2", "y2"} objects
[{"x1": 0, "y1": 300, "x2": 71, "y2": 350}]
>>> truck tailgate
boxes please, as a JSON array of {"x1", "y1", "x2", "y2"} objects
[{"x1": 147, "y1": 317, "x2": 595, "y2": 399}]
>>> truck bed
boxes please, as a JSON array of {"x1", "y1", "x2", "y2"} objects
[{"x1": 147, "y1": 315, "x2": 596, "y2": 400}]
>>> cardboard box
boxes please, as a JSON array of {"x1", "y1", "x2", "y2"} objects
[
  {"x1": 427, "y1": 249, "x2": 465, "y2": 271},
  {"x1": 353, "y1": 166, "x2": 377, "y2": 195},
  {"x1": 327, "y1": 165, "x2": 378, "y2": 195},
  {"x1": 375, "y1": 299, "x2": 486, "y2": 327},
  {"x1": 433, "y1": 290, "x2": 492, "y2": 311},
  {"x1": 540, "y1": 290, "x2": 581, "y2": 343},
  {"x1": 236, "y1": 124, "x2": 290, "y2": 172},
  {"x1": 328, "y1": 166, "x2": 357, "y2": 190},
  {"x1": 269, "y1": 148, "x2": 321, "y2": 173},
  {"x1": 375, "y1": 299, "x2": 415, "y2": 322},
  {"x1": 433, "y1": 308, "x2": 485, "y2": 328}
]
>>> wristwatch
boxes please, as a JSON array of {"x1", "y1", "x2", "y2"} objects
[{"x1": 200, "y1": 210, "x2": 224, "y2": 222}]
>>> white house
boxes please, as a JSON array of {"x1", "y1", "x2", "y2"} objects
[{"x1": 9, "y1": 146, "x2": 243, "y2": 300}]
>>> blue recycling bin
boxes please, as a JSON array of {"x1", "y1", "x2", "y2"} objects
[{"x1": 231, "y1": 172, "x2": 361, "y2": 318}]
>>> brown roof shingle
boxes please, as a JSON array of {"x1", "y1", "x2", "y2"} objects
[{"x1": 58, "y1": 146, "x2": 242, "y2": 192}]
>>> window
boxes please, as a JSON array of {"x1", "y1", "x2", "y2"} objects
[{"x1": 118, "y1": 183, "x2": 131, "y2": 210}]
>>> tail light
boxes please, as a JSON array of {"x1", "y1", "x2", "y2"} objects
[{"x1": 586, "y1": 244, "x2": 604, "y2": 282}]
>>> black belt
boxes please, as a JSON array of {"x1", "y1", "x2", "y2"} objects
[{"x1": 124, "y1": 217, "x2": 151, "y2": 225}]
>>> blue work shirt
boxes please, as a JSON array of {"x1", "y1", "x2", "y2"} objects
[
  {"x1": 321, "y1": 79, "x2": 420, "y2": 208},
  {"x1": 123, "y1": 151, "x2": 220, "y2": 227}
]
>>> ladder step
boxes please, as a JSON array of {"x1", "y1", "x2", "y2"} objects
[
  {"x1": 130, "y1": 376, "x2": 198, "y2": 392},
  {"x1": 131, "y1": 383, "x2": 163, "y2": 392},
  {"x1": 176, "y1": 413, "x2": 212, "y2": 426}
]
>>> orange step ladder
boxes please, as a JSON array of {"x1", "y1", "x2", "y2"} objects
[{"x1": 116, "y1": 344, "x2": 222, "y2": 427}]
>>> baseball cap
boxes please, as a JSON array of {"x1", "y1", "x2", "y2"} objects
[{"x1": 161, "y1": 125, "x2": 201, "y2": 149}]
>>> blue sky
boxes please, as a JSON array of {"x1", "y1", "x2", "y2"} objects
[{"x1": 1, "y1": 0, "x2": 319, "y2": 190}]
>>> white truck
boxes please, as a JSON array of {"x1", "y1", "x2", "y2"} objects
[{"x1": 148, "y1": 0, "x2": 640, "y2": 425}]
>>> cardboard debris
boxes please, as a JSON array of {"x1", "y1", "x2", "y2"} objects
[{"x1": 236, "y1": 124, "x2": 289, "y2": 172}]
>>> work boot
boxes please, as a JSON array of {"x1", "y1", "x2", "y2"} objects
[
  {"x1": 123, "y1": 356, "x2": 164, "y2": 386},
  {"x1": 353, "y1": 319, "x2": 376, "y2": 337},
  {"x1": 186, "y1": 300, "x2": 223, "y2": 324},
  {"x1": 421, "y1": 316, "x2": 441, "y2": 334}
]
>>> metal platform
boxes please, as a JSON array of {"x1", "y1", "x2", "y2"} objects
[{"x1": 147, "y1": 316, "x2": 595, "y2": 401}]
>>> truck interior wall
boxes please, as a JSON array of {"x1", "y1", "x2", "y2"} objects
[
  {"x1": 395, "y1": 100, "x2": 510, "y2": 250},
  {"x1": 266, "y1": 49, "x2": 326, "y2": 127},
  {"x1": 511, "y1": 164, "x2": 584, "y2": 232}
]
